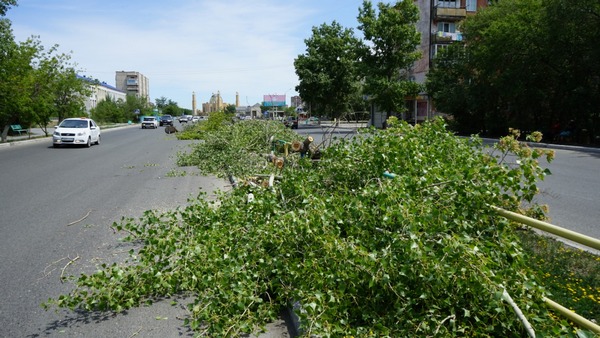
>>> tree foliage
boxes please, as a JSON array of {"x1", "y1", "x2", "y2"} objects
[
  {"x1": 294, "y1": 21, "x2": 362, "y2": 119},
  {"x1": 294, "y1": 0, "x2": 422, "y2": 120},
  {"x1": 0, "y1": 0, "x2": 16, "y2": 17},
  {"x1": 0, "y1": 17, "x2": 30, "y2": 140},
  {"x1": 91, "y1": 95, "x2": 123, "y2": 123},
  {"x1": 357, "y1": 0, "x2": 422, "y2": 116},
  {"x1": 91, "y1": 94, "x2": 152, "y2": 124},
  {"x1": 155, "y1": 96, "x2": 182, "y2": 117},
  {"x1": 427, "y1": 0, "x2": 600, "y2": 141},
  {"x1": 0, "y1": 3, "x2": 92, "y2": 141},
  {"x1": 42, "y1": 118, "x2": 583, "y2": 336}
]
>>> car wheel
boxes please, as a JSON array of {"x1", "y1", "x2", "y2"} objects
[
  {"x1": 86, "y1": 137, "x2": 91, "y2": 148},
  {"x1": 95, "y1": 135, "x2": 100, "y2": 145}
]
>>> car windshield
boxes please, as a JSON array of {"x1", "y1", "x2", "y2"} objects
[
  {"x1": 143, "y1": 117, "x2": 155, "y2": 121},
  {"x1": 60, "y1": 120, "x2": 88, "y2": 128}
]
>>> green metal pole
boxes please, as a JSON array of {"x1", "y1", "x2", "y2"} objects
[
  {"x1": 490, "y1": 206, "x2": 600, "y2": 251},
  {"x1": 543, "y1": 297, "x2": 600, "y2": 334}
]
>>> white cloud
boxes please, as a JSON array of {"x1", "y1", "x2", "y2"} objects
[{"x1": 8, "y1": 0, "x2": 364, "y2": 109}]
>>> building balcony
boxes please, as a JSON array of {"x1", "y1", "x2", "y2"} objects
[
  {"x1": 434, "y1": 7, "x2": 467, "y2": 20},
  {"x1": 432, "y1": 31, "x2": 463, "y2": 43}
]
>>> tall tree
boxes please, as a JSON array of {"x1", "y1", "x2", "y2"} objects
[
  {"x1": 0, "y1": 0, "x2": 16, "y2": 17},
  {"x1": 51, "y1": 63, "x2": 89, "y2": 122},
  {"x1": 26, "y1": 39, "x2": 88, "y2": 132},
  {"x1": 155, "y1": 96, "x2": 167, "y2": 110},
  {"x1": 294, "y1": 21, "x2": 362, "y2": 119},
  {"x1": 123, "y1": 94, "x2": 151, "y2": 122},
  {"x1": 357, "y1": 0, "x2": 422, "y2": 119},
  {"x1": 428, "y1": 0, "x2": 600, "y2": 140},
  {"x1": 91, "y1": 96, "x2": 123, "y2": 123},
  {"x1": 163, "y1": 99, "x2": 182, "y2": 117},
  {"x1": 0, "y1": 18, "x2": 33, "y2": 141}
]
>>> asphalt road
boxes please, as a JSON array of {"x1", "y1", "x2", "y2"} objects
[
  {"x1": 534, "y1": 147, "x2": 600, "y2": 251},
  {"x1": 0, "y1": 124, "x2": 293, "y2": 337}
]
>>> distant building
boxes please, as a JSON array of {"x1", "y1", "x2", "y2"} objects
[
  {"x1": 290, "y1": 95, "x2": 303, "y2": 109},
  {"x1": 235, "y1": 104, "x2": 262, "y2": 119},
  {"x1": 407, "y1": 0, "x2": 489, "y2": 122},
  {"x1": 115, "y1": 71, "x2": 150, "y2": 102},
  {"x1": 78, "y1": 75, "x2": 126, "y2": 115},
  {"x1": 202, "y1": 91, "x2": 228, "y2": 113}
]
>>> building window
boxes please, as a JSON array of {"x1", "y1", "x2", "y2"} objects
[
  {"x1": 466, "y1": 0, "x2": 476, "y2": 11},
  {"x1": 437, "y1": 22, "x2": 456, "y2": 33},
  {"x1": 436, "y1": 0, "x2": 459, "y2": 9},
  {"x1": 433, "y1": 44, "x2": 449, "y2": 57}
]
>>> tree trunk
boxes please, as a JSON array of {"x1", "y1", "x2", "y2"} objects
[{"x1": 1, "y1": 125, "x2": 9, "y2": 143}]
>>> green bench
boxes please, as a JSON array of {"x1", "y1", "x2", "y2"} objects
[{"x1": 10, "y1": 124, "x2": 28, "y2": 136}]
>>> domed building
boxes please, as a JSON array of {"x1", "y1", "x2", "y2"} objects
[{"x1": 202, "y1": 91, "x2": 227, "y2": 113}]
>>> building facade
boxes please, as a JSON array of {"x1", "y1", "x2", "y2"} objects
[
  {"x1": 78, "y1": 75, "x2": 127, "y2": 115},
  {"x1": 409, "y1": 0, "x2": 489, "y2": 122},
  {"x1": 115, "y1": 71, "x2": 150, "y2": 102},
  {"x1": 202, "y1": 91, "x2": 228, "y2": 113}
]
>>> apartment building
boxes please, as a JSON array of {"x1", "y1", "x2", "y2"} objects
[
  {"x1": 409, "y1": 0, "x2": 489, "y2": 122},
  {"x1": 77, "y1": 75, "x2": 127, "y2": 115},
  {"x1": 115, "y1": 71, "x2": 150, "y2": 102}
]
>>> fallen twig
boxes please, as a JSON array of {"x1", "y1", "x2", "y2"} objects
[
  {"x1": 60, "y1": 255, "x2": 80, "y2": 282},
  {"x1": 128, "y1": 327, "x2": 143, "y2": 337},
  {"x1": 67, "y1": 210, "x2": 92, "y2": 226}
]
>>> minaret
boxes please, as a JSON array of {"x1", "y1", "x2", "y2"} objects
[
  {"x1": 236, "y1": 92, "x2": 240, "y2": 107},
  {"x1": 192, "y1": 92, "x2": 197, "y2": 115}
]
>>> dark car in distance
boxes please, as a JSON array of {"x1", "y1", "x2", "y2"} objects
[
  {"x1": 283, "y1": 117, "x2": 298, "y2": 129},
  {"x1": 159, "y1": 115, "x2": 173, "y2": 126}
]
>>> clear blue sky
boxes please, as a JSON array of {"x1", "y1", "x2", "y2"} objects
[{"x1": 6, "y1": 0, "x2": 376, "y2": 110}]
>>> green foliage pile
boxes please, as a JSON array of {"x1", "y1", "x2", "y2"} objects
[
  {"x1": 46, "y1": 118, "x2": 580, "y2": 336},
  {"x1": 177, "y1": 117, "x2": 301, "y2": 178},
  {"x1": 175, "y1": 111, "x2": 233, "y2": 140}
]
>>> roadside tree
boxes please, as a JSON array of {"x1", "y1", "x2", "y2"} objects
[
  {"x1": 357, "y1": 0, "x2": 422, "y2": 121},
  {"x1": 0, "y1": 0, "x2": 16, "y2": 16},
  {"x1": 427, "y1": 0, "x2": 600, "y2": 140},
  {"x1": 0, "y1": 18, "x2": 29, "y2": 141},
  {"x1": 91, "y1": 96, "x2": 124, "y2": 123},
  {"x1": 122, "y1": 94, "x2": 151, "y2": 122},
  {"x1": 294, "y1": 21, "x2": 362, "y2": 119}
]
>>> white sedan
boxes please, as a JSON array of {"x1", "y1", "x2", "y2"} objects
[
  {"x1": 52, "y1": 118, "x2": 101, "y2": 148},
  {"x1": 141, "y1": 116, "x2": 159, "y2": 129}
]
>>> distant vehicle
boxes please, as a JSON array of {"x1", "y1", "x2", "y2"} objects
[
  {"x1": 141, "y1": 116, "x2": 159, "y2": 129},
  {"x1": 283, "y1": 116, "x2": 298, "y2": 129},
  {"x1": 307, "y1": 117, "x2": 320, "y2": 125},
  {"x1": 178, "y1": 115, "x2": 188, "y2": 123},
  {"x1": 52, "y1": 117, "x2": 101, "y2": 148},
  {"x1": 159, "y1": 115, "x2": 173, "y2": 126},
  {"x1": 192, "y1": 116, "x2": 200, "y2": 123}
]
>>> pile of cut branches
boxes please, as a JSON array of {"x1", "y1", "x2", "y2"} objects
[{"x1": 45, "y1": 118, "x2": 582, "y2": 337}]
